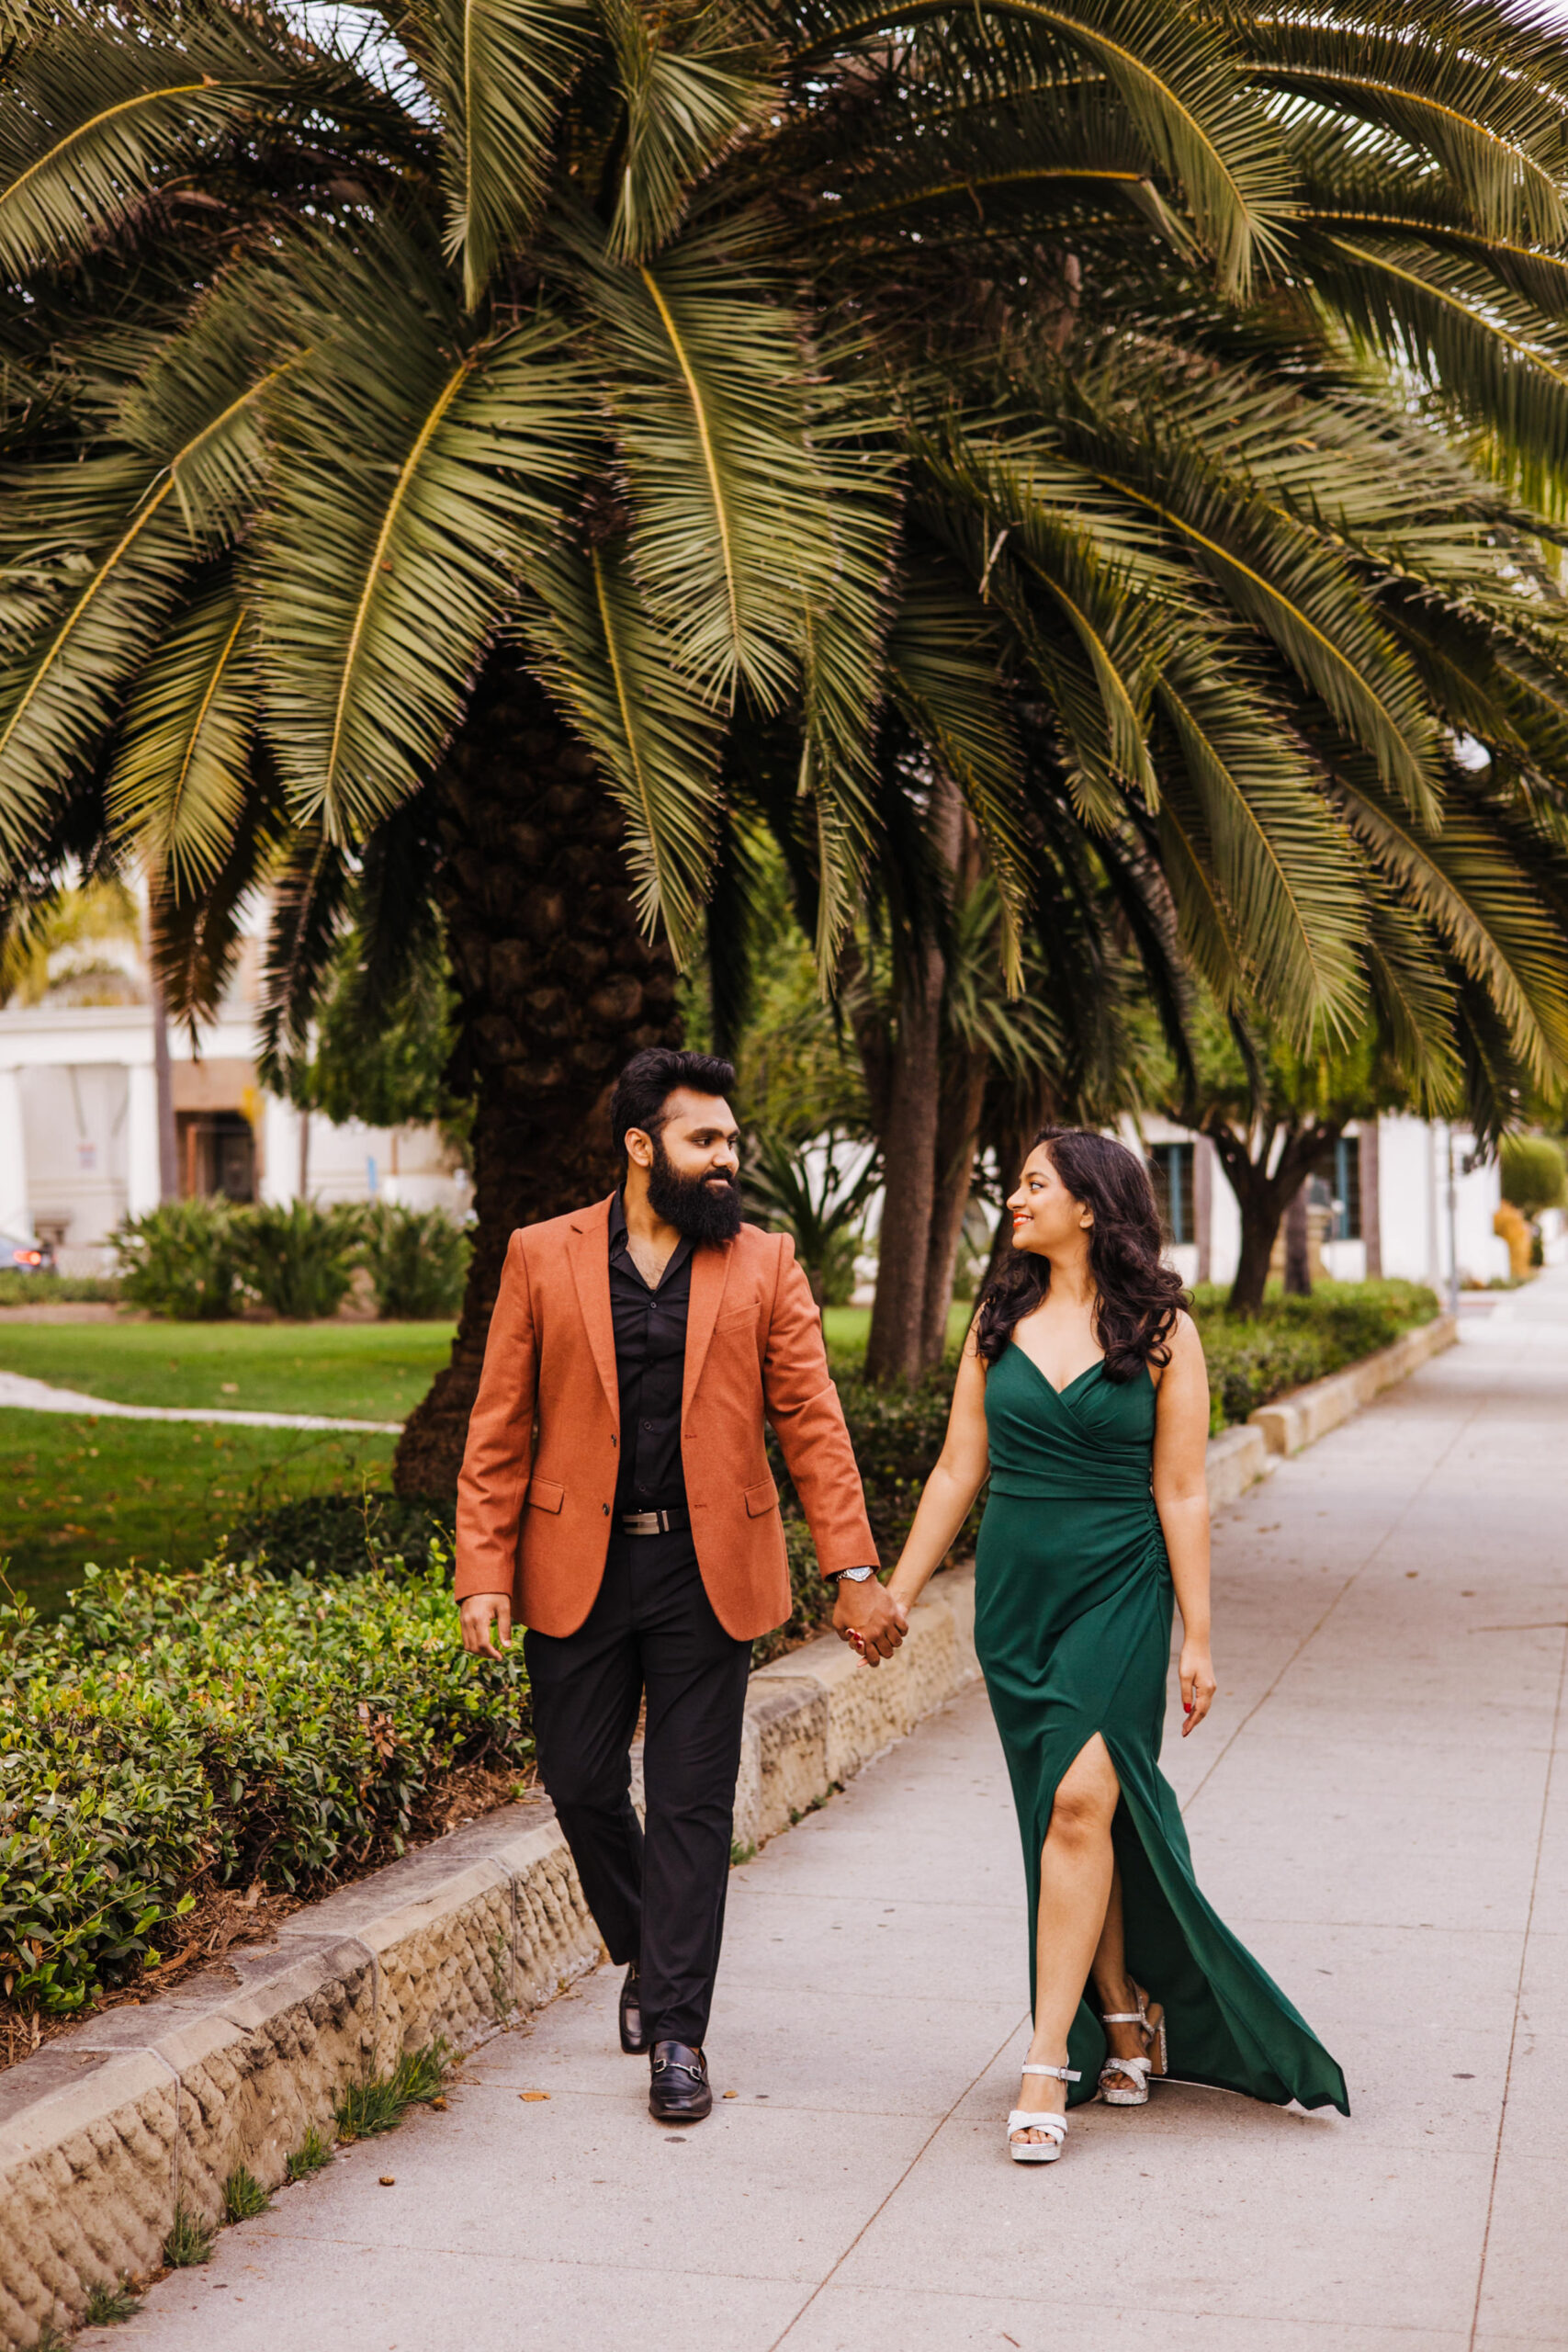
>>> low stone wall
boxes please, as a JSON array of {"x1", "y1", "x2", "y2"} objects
[
  {"x1": 1247, "y1": 1312, "x2": 1457, "y2": 1456},
  {"x1": 0, "y1": 1329, "x2": 1453, "y2": 2346}
]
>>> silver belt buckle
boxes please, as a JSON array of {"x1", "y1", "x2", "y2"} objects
[{"x1": 622, "y1": 1510, "x2": 661, "y2": 1535}]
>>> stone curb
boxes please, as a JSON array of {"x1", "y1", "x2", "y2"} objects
[
  {"x1": 0, "y1": 1322, "x2": 1451, "y2": 2345},
  {"x1": 1246, "y1": 1312, "x2": 1458, "y2": 1457}
]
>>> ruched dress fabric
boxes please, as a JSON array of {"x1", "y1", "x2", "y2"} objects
[{"x1": 975, "y1": 1340, "x2": 1349, "y2": 2115}]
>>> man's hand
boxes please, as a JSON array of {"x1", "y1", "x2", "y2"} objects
[
  {"x1": 460, "y1": 1590, "x2": 513, "y2": 1660},
  {"x1": 832, "y1": 1574, "x2": 908, "y2": 1667}
]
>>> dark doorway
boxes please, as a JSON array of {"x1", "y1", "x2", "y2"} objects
[{"x1": 178, "y1": 1112, "x2": 256, "y2": 1203}]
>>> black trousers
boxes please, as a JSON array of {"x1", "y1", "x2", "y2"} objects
[{"x1": 525, "y1": 1531, "x2": 750, "y2": 2049}]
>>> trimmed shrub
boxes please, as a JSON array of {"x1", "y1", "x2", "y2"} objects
[
  {"x1": 111, "y1": 1199, "x2": 240, "y2": 1320},
  {"x1": 225, "y1": 1492, "x2": 455, "y2": 1581},
  {"x1": 233, "y1": 1200, "x2": 362, "y2": 1320},
  {"x1": 0, "y1": 1272, "x2": 119, "y2": 1307},
  {"x1": 1192, "y1": 1278, "x2": 1440, "y2": 1430},
  {"x1": 358, "y1": 1202, "x2": 468, "y2": 1319},
  {"x1": 0, "y1": 1548, "x2": 530, "y2": 2018},
  {"x1": 1501, "y1": 1135, "x2": 1566, "y2": 1220}
]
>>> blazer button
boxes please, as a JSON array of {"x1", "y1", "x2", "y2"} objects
[{"x1": 602, "y1": 1502, "x2": 610, "y2": 1515}]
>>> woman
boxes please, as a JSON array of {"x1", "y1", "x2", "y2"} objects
[{"x1": 876, "y1": 1126, "x2": 1348, "y2": 2162}]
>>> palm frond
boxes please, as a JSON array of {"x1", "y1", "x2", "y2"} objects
[
  {"x1": 524, "y1": 536, "x2": 723, "y2": 956},
  {"x1": 421, "y1": 0, "x2": 589, "y2": 308},
  {"x1": 106, "y1": 576, "x2": 255, "y2": 899},
  {"x1": 786, "y1": 0, "x2": 1292, "y2": 289},
  {"x1": 601, "y1": 0, "x2": 774, "y2": 262},
  {"x1": 255, "y1": 221, "x2": 591, "y2": 841}
]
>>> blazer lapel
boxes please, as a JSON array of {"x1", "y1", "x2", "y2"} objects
[
  {"x1": 567, "y1": 1195, "x2": 619, "y2": 1432},
  {"x1": 682, "y1": 1239, "x2": 734, "y2": 1420}
]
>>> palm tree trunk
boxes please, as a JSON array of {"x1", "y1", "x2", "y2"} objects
[
  {"x1": 394, "y1": 665, "x2": 681, "y2": 1500},
  {"x1": 863, "y1": 938, "x2": 943, "y2": 1385},
  {"x1": 918, "y1": 1050, "x2": 987, "y2": 1367},
  {"x1": 1282, "y1": 1184, "x2": 1312, "y2": 1295}
]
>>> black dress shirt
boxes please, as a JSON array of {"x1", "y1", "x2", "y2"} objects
[{"x1": 607, "y1": 1192, "x2": 694, "y2": 1515}]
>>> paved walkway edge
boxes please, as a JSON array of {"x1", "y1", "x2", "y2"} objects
[
  {"x1": 1247, "y1": 1309, "x2": 1457, "y2": 1455},
  {"x1": 0, "y1": 1323, "x2": 1450, "y2": 2347}
]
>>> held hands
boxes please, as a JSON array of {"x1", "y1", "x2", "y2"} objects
[
  {"x1": 460, "y1": 1591, "x2": 513, "y2": 1661},
  {"x1": 832, "y1": 1574, "x2": 908, "y2": 1667},
  {"x1": 1179, "y1": 1638, "x2": 1216, "y2": 1736}
]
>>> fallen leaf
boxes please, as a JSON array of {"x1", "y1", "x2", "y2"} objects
[
  {"x1": 378, "y1": 2176, "x2": 396, "y2": 2188},
  {"x1": 431, "y1": 2097, "x2": 447, "y2": 2111},
  {"x1": 520, "y1": 2090, "x2": 549, "y2": 2102},
  {"x1": 722, "y1": 2091, "x2": 737, "y2": 2099}
]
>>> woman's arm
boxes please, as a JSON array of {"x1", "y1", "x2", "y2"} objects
[
  {"x1": 1151, "y1": 1311, "x2": 1217, "y2": 1736},
  {"x1": 885, "y1": 1336, "x2": 992, "y2": 1616}
]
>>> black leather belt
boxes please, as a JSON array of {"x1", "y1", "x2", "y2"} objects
[{"x1": 619, "y1": 1504, "x2": 691, "y2": 1536}]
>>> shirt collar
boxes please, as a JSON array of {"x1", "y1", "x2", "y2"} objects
[{"x1": 608, "y1": 1191, "x2": 694, "y2": 1282}]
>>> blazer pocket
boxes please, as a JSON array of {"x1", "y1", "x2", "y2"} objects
[
  {"x1": 714, "y1": 1306, "x2": 757, "y2": 1334},
  {"x1": 744, "y1": 1477, "x2": 779, "y2": 1518},
  {"x1": 527, "y1": 1478, "x2": 565, "y2": 1515}
]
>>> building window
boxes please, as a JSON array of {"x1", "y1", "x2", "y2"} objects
[
  {"x1": 1309, "y1": 1136, "x2": 1361, "y2": 1239},
  {"x1": 177, "y1": 1112, "x2": 256, "y2": 1204},
  {"x1": 1147, "y1": 1142, "x2": 1196, "y2": 1245}
]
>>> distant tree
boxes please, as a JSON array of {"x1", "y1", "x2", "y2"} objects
[
  {"x1": 1500, "y1": 1136, "x2": 1567, "y2": 1221},
  {"x1": 283, "y1": 916, "x2": 468, "y2": 1156},
  {"x1": 1146, "y1": 1000, "x2": 1413, "y2": 1315}
]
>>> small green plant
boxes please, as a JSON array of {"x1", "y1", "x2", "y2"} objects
[
  {"x1": 334, "y1": 2042, "x2": 448, "y2": 2141},
  {"x1": 162, "y1": 2202, "x2": 216, "y2": 2267},
  {"x1": 231, "y1": 1199, "x2": 362, "y2": 1320},
  {"x1": 112, "y1": 1198, "x2": 240, "y2": 1320},
  {"x1": 85, "y1": 2278, "x2": 141, "y2": 2324},
  {"x1": 221, "y1": 2165, "x2": 270, "y2": 2222},
  {"x1": 358, "y1": 1200, "x2": 469, "y2": 1319},
  {"x1": 729, "y1": 1838, "x2": 758, "y2": 1867},
  {"x1": 33, "y1": 2323, "x2": 71, "y2": 2352},
  {"x1": 284, "y1": 2123, "x2": 334, "y2": 2181}
]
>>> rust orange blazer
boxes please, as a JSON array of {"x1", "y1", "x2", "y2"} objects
[{"x1": 455, "y1": 1194, "x2": 877, "y2": 1641}]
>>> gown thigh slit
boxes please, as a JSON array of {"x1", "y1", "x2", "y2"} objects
[{"x1": 976, "y1": 1341, "x2": 1348, "y2": 2116}]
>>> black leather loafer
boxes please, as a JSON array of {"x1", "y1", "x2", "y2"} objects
[
  {"x1": 649, "y1": 2041, "x2": 712, "y2": 2122},
  {"x1": 619, "y1": 1962, "x2": 645, "y2": 2055}
]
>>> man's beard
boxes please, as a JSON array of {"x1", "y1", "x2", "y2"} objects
[{"x1": 647, "y1": 1140, "x2": 744, "y2": 1244}]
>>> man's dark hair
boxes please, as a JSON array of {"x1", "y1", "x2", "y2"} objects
[{"x1": 608, "y1": 1047, "x2": 737, "y2": 1166}]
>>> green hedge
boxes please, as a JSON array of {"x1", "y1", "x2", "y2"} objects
[
  {"x1": 1194, "y1": 1279, "x2": 1439, "y2": 1433},
  {"x1": 0, "y1": 1551, "x2": 530, "y2": 2018},
  {"x1": 0, "y1": 1272, "x2": 119, "y2": 1306},
  {"x1": 111, "y1": 1198, "x2": 468, "y2": 1321}
]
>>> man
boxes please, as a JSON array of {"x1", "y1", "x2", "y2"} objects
[{"x1": 457, "y1": 1048, "x2": 905, "y2": 2121}]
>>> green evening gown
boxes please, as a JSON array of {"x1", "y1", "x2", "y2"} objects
[{"x1": 975, "y1": 1340, "x2": 1349, "y2": 2115}]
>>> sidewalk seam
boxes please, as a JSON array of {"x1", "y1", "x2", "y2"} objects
[{"x1": 1467, "y1": 1607, "x2": 1568, "y2": 2350}]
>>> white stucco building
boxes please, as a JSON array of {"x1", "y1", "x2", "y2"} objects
[
  {"x1": 0, "y1": 936, "x2": 467, "y2": 1269},
  {"x1": 1133, "y1": 1113, "x2": 1510, "y2": 1292}
]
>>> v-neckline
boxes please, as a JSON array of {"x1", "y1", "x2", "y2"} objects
[{"x1": 1010, "y1": 1338, "x2": 1105, "y2": 1400}]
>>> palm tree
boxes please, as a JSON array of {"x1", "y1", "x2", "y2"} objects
[{"x1": 6, "y1": 0, "x2": 1568, "y2": 1466}]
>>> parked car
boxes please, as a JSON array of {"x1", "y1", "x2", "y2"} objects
[{"x1": 1, "y1": 1230, "x2": 55, "y2": 1273}]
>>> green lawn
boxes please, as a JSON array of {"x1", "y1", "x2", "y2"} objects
[
  {"x1": 0, "y1": 1409, "x2": 397, "y2": 1621},
  {"x1": 821, "y1": 1301, "x2": 973, "y2": 1364},
  {"x1": 0, "y1": 1317, "x2": 456, "y2": 1421}
]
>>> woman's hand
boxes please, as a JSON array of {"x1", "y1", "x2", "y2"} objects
[{"x1": 1179, "y1": 1639, "x2": 1216, "y2": 1736}]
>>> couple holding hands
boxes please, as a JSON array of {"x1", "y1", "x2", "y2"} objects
[{"x1": 457, "y1": 1049, "x2": 1347, "y2": 2154}]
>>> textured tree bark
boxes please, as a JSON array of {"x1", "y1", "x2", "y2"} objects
[
  {"x1": 1210, "y1": 1118, "x2": 1342, "y2": 1317},
  {"x1": 1282, "y1": 1183, "x2": 1312, "y2": 1295},
  {"x1": 862, "y1": 937, "x2": 943, "y2": 1385},
  {"x1": 1359, "y1": 1122, "x2": 1382, "y2": 1276},
  {"x1": 394, "y1": 665, "x2": 681, "y2": 1500},
  {"x1": 919, "y1": 1046, "x2": 987, "y2": 1368}
]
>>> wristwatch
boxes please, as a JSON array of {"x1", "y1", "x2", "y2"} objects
[{"x1": 826, "y1": 1565, "x2": 878, "y2": 1586}]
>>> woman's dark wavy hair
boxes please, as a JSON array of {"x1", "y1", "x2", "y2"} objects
[{"x1": 974, "y1": 1125, "x2": 1188, "y2": 1380}]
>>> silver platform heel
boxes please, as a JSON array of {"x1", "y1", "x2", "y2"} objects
[
  {"x1": 1007, "y1": 2062, "x2": 1081, "y2": 2163},
  {"x1": 1097, "y1": 1987, "x2": 1168, "y2": 2105}
]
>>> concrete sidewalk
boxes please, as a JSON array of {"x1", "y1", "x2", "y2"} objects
[{"x1": 96, "y1": 1275, "x2": 1568, "y2": 2352}]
